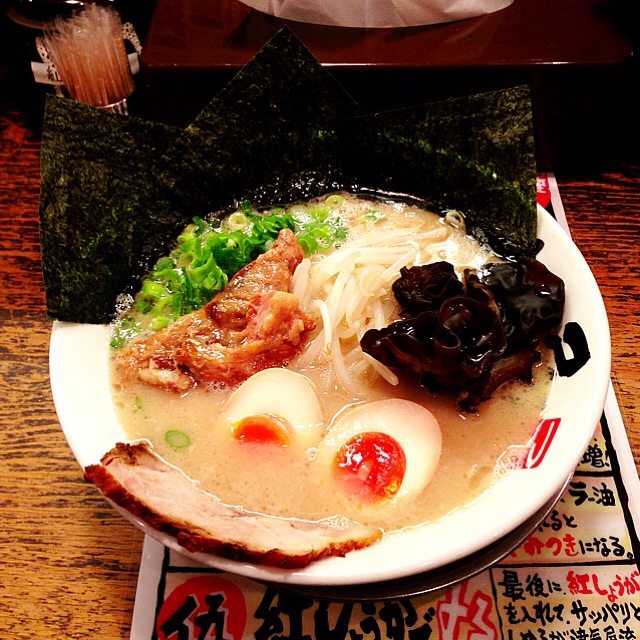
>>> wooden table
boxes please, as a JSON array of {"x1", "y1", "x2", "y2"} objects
[{"x1": 1, "y1": 97, "x2": 639, "y2": 638}]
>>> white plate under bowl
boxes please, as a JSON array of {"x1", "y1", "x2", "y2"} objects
[{"x1": 49, "y1": 205, "x2": 610, "y2": 587}]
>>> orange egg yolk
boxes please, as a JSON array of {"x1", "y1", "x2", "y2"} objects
[
  {"x1": 232, "y1": 415, "x2": 290, "y2": 446},
  {"x1": 333, "y1": 432, "x2": 406, "y2": 501}
]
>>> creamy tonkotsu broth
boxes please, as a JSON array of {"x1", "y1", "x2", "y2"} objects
[{"x1": 110, "y1": 192, "x2": 554, "y2": 533}]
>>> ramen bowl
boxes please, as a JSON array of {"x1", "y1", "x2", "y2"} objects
[{"x1": 49, "y1": 204, "x2": 610, "y2": 587}]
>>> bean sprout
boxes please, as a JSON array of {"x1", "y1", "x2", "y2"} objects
[{"x1": 290, "y1": 195, "x2": 494, "y2": 397}]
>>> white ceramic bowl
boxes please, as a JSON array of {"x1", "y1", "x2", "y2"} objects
[{"x1": 49, "y1": 205, "x2": 610, "y2": 587}]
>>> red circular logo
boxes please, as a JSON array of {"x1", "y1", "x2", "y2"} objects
[{"x1": 156, "y1": 575, "x2": 247, "y2": 640}]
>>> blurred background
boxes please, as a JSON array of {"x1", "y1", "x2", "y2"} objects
[{"x1": 1, "y1": 0, "x2": 638, "y2": 173}]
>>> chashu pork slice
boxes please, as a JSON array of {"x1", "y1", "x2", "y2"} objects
[
  {"x1": 84, "y1": 442, "x2": 383, "y2": 569},
  {"x1": 115, "y1": 228, "x2": 315, "y2": 393}
]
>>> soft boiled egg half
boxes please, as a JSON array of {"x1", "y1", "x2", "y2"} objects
[
  {"x1": 220, "y1": 368, "x2": 324, "y2": 448},
  {"x1": 315, "y1": 398, "x2": 443, "y2": 506}
]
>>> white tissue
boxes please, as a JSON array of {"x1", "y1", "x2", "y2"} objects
[{"x1": 237, "y1": 0, "x2": 514, "y2": 28}]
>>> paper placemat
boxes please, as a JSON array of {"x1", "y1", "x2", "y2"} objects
[{"x1": 130, "y1": 174, "x2": 640, "y2": 639}]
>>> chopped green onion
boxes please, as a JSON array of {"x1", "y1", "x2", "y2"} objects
[
  {"x1": 308, "y1": 205, "x2": 328, "y2": 222},
  {"x1": 111, "y1": 197, "x2": 349, "y2": 347},
  {"x1": 165, "y1": 429, "x2": 191, "y2": 449},
  {"x1": 155, "y1": 257, "x2": 174, "y2": 271},
  {"x1": 325, "y1": 194, "x2": 344, "y2": 208},
  {"x1": 149, "y1": 316, "x2": 170, "y2": 331},
  {"x1": 363, "y1": 209, "x2": 384, "y2": 223},
  {"x1": 225, "y1": 212, "x2": 250, "y2": 231},
  {"x1": 139, "y1": 280, "x2": 166, "y2": 301}
]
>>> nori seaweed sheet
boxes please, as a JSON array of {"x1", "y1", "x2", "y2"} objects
[
  {"x1": 39, "y1": 98, "x2": 183, "y2": 323},
  {"x1": 336, "y1": 86, "x2": 537, "y2": 259},
  {"x1": 163, "y1": 27, "x2": 365, "y2": 217},
  {"x1": 39, "y1": 27, "x2": 538, "y2": 325}
]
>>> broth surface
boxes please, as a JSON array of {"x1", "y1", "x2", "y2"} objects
[{"x1": 110, "y1": 193, "x2": 554, "y2": 533}]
